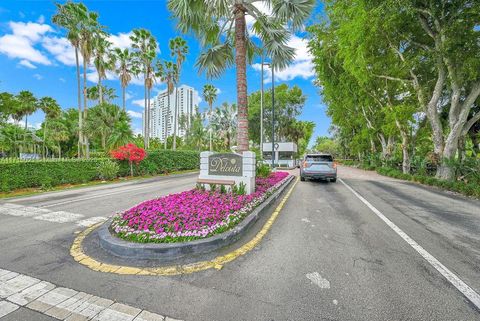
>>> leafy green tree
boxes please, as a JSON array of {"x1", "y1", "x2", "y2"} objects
[
  {"x1": 168, "y1": 0, "x2": 315, "y2": 152},
  {"x1": 38, "y1": 97, "x2": 61, "y2": 157},
  {"x1": 16, "y1": 91, "x2": 37, "y2": 131},
  {"x1": 312, "y1": 136, "x2": 340, "y2": 157},
  {"x1": 203, "y1": 84, "x2": 217, "y2": 151}
]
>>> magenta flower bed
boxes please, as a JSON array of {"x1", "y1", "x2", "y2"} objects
[{"x1": 111, "y1": 171, "x2": 290, "y2": 243}]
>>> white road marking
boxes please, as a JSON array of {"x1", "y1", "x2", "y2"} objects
[
  {"x1": 306, "y1": 272, "x2": 331, "y2": 289},
  {"x1": 333, "y1": 299, "x2": 338, "y2": 305},
  {"x1": 38, "y1": 178, "x2": 177, "y2": 208},
  {"x1": 340, "y1": 178, "x2": 480, "y2": 310},
  {"x1": 0, "y1": 268, "x2": 181, "y2": 320},
  {"x1": 301, "y1": 218, "x2": 311, "y2": 223},
  {"x1": 0, "y1": 300, "x2": 19, "y2": 318}
]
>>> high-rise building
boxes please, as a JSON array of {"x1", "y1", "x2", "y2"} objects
[{"x1": 143, "y1": 85, "x2": 199, "y2": 140}]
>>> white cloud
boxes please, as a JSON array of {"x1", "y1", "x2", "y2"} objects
[
  {"x1": 86, "y1": 69, "x2": 117, "y2": 83},
  {"x1": 108, "y1": 32, "x2": 133, "y2": 50},
  {"x1": 216, "y1": 88, "x2": 222, "y2": 94},
  {"x1": 33, "y1": 73, "x2": 43, "y2": 80},
  {"x1": 127, "y1": 110, "x2": 142, "y2": 119},
  {"x1": 0, "y1": 21, "x2": 52, "y2": 66},
  {"x1": 252, "y1": 35, "x2": 314, "y2": 82},
  {"x1": 59, "y1": 77, "x2": 66, "y2": 83},
  {"x1": 42, "y1": 36, "x2": 81, "y2": 66},
  {"x1": 133, "y1": 126, "x2": 143, "y2": 135},
  {"x1": 37, "y1": 15, "x2": 45, "y2": 24},
  {"x1": 125, "y1": 91, "x2": 133, "y2": 101},
  {"x1": 18, "y1": 59, "x2": 36, "y2": 69},
  {"x1": 132, "y1": 99, "x2": 145, "y2": 108}
]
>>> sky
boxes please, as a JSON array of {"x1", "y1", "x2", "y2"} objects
[{"x1": 0, "y1": 0, "x2": 330, "y2": 143}]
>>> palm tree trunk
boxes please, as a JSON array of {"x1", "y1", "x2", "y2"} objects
[
  {"x1": 75, "y1": 48, "x2": 82, "y2": 158},
  {"x1": 147, "y1": 88, "x2": 151, "y2": 149},
  {"x1": 122, "y1": 85, "x2": 126, "y2": 111},
  {"x1": 234, "y1": 5, "x2": 249, "y2": 152},
  {"x1": 173, "y1": 87, "x2": 178, "y2": 151},
  {"x1": 143, "y1": 77, "x2": 148, "y2": 149},
  {"x1": 209, "y1": 103, "x2": 213, "y2": 152},
  {"x1": 83, "y1": 58, "x2": 89, "y2": 158},
  {"x1": 98, "y1": 78, "x2": 103, "y2": 105},
  {"x1": 43, "y1": 118, "x2": 47, "y2": 158}
]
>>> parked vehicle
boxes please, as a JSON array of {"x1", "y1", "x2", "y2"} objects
[{"x1": 300, "y1": 153, "x2": 337, "y2": 182}]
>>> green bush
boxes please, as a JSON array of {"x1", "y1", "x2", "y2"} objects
[
  {"x1": 97, "y1": 160, "x2": 119, "y2": 180},
  {"x1": 0, "y1": 159, "x2": 102, "y2": 192},
  {"x1": 256, "y1": 163, "x2": 272, "y2": 178},
  {"x1": 117, "y1": 150, "x2": 200, "y2": 177}
]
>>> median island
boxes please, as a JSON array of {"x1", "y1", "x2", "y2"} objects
[{"x1": 110, "y1": 171, "x2": 290, "y2": 244}]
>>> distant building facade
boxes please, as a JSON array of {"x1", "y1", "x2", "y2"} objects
[{"x1": 143, "y1": 85, "x2": 199, "y2": 140}]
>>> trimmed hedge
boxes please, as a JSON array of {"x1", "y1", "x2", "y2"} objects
[
  {"x1": 0, "y1": 150, "x2": 200, "y2": 192},
  {"x1": 376, "y1": 167, "x2": 480, "y2": 198},
  {"x1": 0, "y1": 159, "x2": 104, "y2": 192},
  {"x1": 117, "y1": 150, "x2": 200, "y2": 176}
]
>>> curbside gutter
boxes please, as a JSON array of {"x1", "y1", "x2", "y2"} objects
[{"x1": 98, "y1": 175, "x2": 295, "y2": 261}]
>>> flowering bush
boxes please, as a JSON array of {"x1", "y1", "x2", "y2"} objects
[
  {"x1": 111, "y1": 171, "x2": 290, "y2": 243},
  {"x1": 110, "y1": 143, "x2": 146, "y2": 177}
]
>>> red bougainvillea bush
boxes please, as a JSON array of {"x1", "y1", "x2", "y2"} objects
[
  {"x1": 111, "y1": 171, "x2": 290, "y2": 243},
  {"x1": 110, "y1": 143, "x2": 146, "y2": 177}
]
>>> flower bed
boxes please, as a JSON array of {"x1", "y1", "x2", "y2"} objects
[{"x1": 111, "y1": 171, "x2": 290, "y2": 243}]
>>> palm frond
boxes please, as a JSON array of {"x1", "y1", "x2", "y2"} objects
[{"x1": 196, "y1": 42, "x2": 234, "y2": 79}]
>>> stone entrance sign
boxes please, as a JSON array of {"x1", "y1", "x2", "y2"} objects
[
  {"x1": 208, "y1": 153, "x2": 243, "y2": 177},
  {"x1": 199, "y1": 151, "x2": 256, "y2": 194}
]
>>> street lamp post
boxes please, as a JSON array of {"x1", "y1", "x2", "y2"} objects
[
  {"x1": 260, "y1": 53, "x2": 264, "y2": 159},
  {"x1": 271, "y1": 65, "x2": 275, "y2": 169}
]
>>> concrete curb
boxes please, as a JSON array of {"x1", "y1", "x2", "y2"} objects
[{"x1": 98, "y1": 175, "x2": 295, "y2": 261}]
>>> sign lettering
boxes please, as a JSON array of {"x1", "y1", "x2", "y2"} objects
[{"x1": 208, "y1": 153, "x2": 243, "y2": 177}]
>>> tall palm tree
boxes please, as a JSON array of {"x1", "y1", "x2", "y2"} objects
[
  {"x1": 169, "y1": 37, "x2": 189, "y2": 150},
  {"x1": 156, "y1": 60, "x2": 178, "y2": 149},
  {"x1": 168, "y1": 0, "x2": 315, "y2": 152},
  {"x1": 130, "y1": 29, "x2": 158, "y2": 149},
  {"x1": 52, "y1": 1, "x2": 85, "y2": 157},
  {"x1": 38, "y1": 97, "x2": 61, "y2": 157},
  {"x1": 79, "y1": 9, "x2": 100, "y2": 158},
  {"x1": 16, "y1": 91, "x2": 37, "y2": 131},
  {"x1": 112, "y1": 48, "x2": 135, "y2": 111},
  {"x1": 93, "y1": 34, "x2": 113, "y2": 105},
  {"x1": 203, "y1": 84, "x2": 217, "y2": 152}
]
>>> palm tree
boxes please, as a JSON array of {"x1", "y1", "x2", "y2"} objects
[
  {"x1": 79, "y1": 9, "x2": 100, "y2": 158},
  {"x1": 87, "y1": 85, "x2": 117, "y2": 106},
  {"x1": 17, "y1": 91, "x2": 38, "y2": 132},
  {"x1": 211, "y1": 102, "x2": 237, "y2": 150},
  {"x1": 156, "y1": 60, "x2": 177, "y2": 149},
  {"x1": 84, "y1": 103, "x2": 129, "y2": 150},
  {"x1": 203, "y1": 84, "x2": 217, "y2": 152},
  {"x1": 169, "y1": 37, "x2": 189, "y2": 150},
  {"x1": 168, "y1": 0, "x2": 315, "y2": 152},
  {"x1": 112, "y1": 48, "x2": 135, "y2": 111},
  {"x1": 93, "y1": 34, "x2": 113, "y2": 105},
  {"x1": 38, "y1": 97, "x2": 61, "y2": 157},
  {"x1": 130, "y1": 29, "x2": 158, "y2": 149},
  {"x1": 52, "y1": 1, "x2": 85, "y2": 157}
]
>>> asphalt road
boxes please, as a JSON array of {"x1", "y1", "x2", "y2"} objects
[{"x1": 0, "y1": 167, "x2": 479, "y2": 320}]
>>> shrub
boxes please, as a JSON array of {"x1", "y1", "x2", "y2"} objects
[
  {"x1": 0, "y1": 159, "x2": 101, "y2": 192},
  {"x1": 97, "y1": 160, "x2": 119, "y2": 180},
  {"x1": 117, "y1": 150, "x2": 200, "y2": 177},
  {"x1": 111, "y1": 143, "x2": 146, "y2": 177},
  {"x1": 256, "y1": 163, "x2": 272, "y2": 178}
]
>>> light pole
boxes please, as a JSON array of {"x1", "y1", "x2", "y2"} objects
[
  {"x1": 260, "y1": 53, "x2": 264, "y2": 159},
  {"x1": 271, "y1": 65, "x2": 275, "y2": 169}
]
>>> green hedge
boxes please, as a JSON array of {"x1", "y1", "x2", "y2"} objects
[
  {"x1": 376, "y1": 167, "x2": 480, "y2": 198},
  {"x1": 0, "y1": 150, "x2": 200, "y2": 192},
  {"x1": 118, "y1": 150, "x2": 200, "y2": 176},
  {"x1": 0, "y1": 159, "x2": 104, "y2": 192}
]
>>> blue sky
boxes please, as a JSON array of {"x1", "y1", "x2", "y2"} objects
[{"x1": 0, "y1": 1, "x2": 330, "y2": 142}]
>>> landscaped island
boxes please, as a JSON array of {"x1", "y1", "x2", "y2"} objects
[{"x1": 111, "y1": 171, "x2": 290, "y2": 244}]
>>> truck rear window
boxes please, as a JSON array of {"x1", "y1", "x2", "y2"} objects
[{"x1": 305, "y1": 155, "x2": 333, "y2": 162}]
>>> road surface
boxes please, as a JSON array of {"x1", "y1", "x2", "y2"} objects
[{"x1": 0, "y1": 167, "x2": 479, "y2": 320}]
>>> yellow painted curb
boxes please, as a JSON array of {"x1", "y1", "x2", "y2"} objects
[{"x1": 70, "y1": 177, "x2": 299, "y2": 276}]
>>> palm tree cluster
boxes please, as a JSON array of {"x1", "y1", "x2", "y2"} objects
[{"x1": 168, "y1": 0, "x2": 315, "y2": 152}]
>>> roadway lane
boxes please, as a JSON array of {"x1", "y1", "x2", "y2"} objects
[{"x1": 0, "y1": 167, "x2": 479, "y2": 320}]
